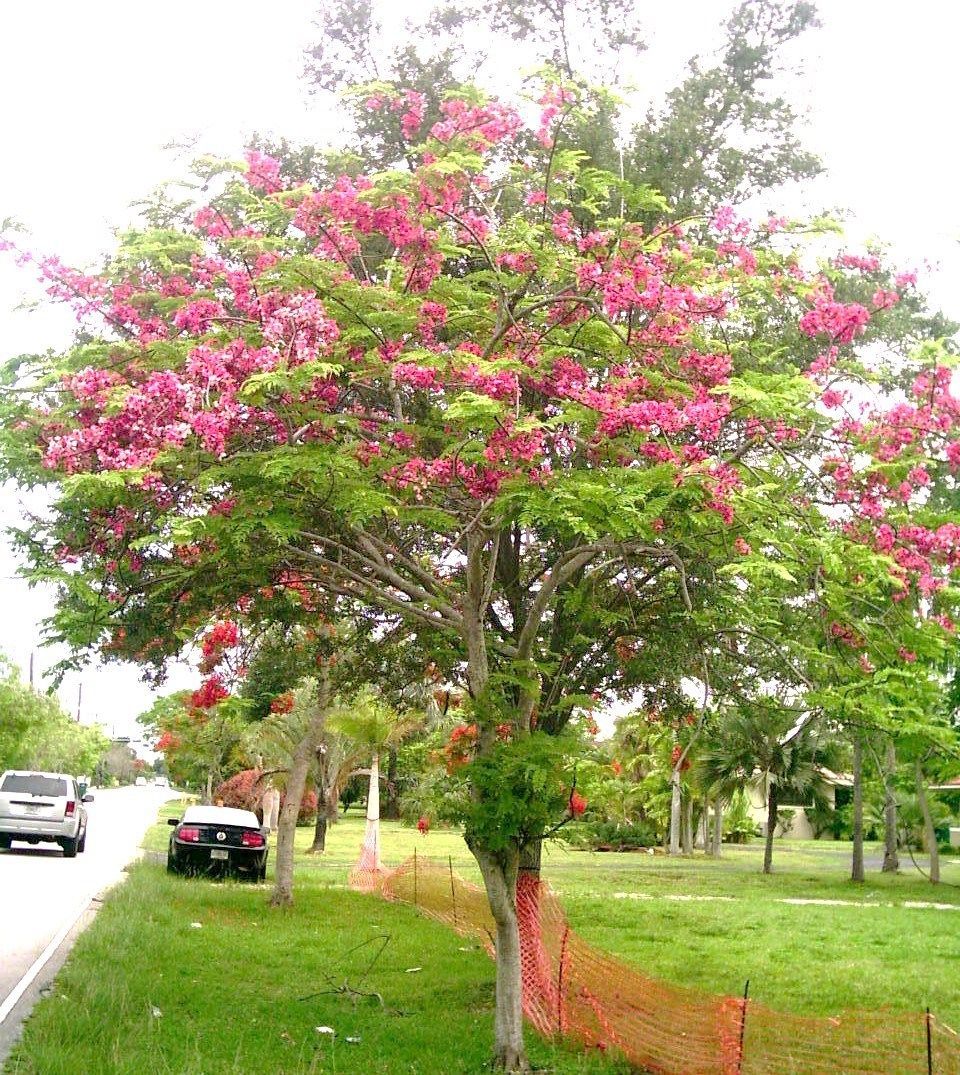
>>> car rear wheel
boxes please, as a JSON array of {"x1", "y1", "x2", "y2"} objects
[
  {"x1": 0, "y1": 834, "x2": 11, "y2": 851},
  {"x1": 61, "y1": 835, "x2": 78, "y2": 858},
  {"x1": 166, "y1": 853, "x2": 181, "y2": 875},
  {"x1": 78, "y1": 829, "x2": 87, "y2": 853}
]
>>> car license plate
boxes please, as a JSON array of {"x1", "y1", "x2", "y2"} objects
[
  {"x1": 210, "y1": 848, "x2": 229, "y2": 860},
  {"x1": 23, "y1": 804, "x2": 40, "y2": 815}
]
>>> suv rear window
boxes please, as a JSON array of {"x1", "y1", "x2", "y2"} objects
[{"x1": 1, "y1": 774, "x2": 67, "y2": 796}]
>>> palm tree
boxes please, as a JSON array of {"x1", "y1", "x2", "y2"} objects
[
  {"x1": 698, "y1": 704, "x2": 831, "y2": 874},
  {"x1": 330, "y1": 689, "x2": 421, "y2": 875}
]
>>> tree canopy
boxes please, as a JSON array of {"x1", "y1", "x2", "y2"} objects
[{"x1": 3, "y1": 62, "x2": 960, "y2": 1070}]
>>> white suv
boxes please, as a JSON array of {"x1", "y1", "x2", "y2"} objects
[{"x1": 0, "y1": 770, "x2": 93, "y2": 857}]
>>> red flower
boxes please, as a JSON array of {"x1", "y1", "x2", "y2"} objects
[
  {"x1": 155, "y1": 731, "x2": 181, "y2": 753},
  {"x1": 569, "y1": 791, "x2": 587, "y2": 817},
  {"x1": 270, "y1": 691, "x2": 295, "y2": 714},
  {"x1": 191, "y1": 675, "x2": 229, "y2": 709}
]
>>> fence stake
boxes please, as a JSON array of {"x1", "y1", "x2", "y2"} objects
[
  {"x1": 413, "y1": 848, "x2": 418, "y2": 909},
  {"x1": 449, "y1": 855, "x2": 458, "y2": 929},
  {"x1": 557, "y1": 924, "x2": 570, "y2": 1036},
  {"x1": 927, "y1": 1007, "x2": 933, "y2": 1075},
  {"x1": 738, "y1": 979, "x2": 750, "y2": 1074}
]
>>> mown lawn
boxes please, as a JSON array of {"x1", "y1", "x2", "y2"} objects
[{"x1": 7, "y1": 805, "x2": 960, "y2": 1074}]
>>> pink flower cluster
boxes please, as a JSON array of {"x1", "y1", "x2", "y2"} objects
[
  {"x1": 536, "y1": 84, "x2": 577, "y2": 148},
  {"x1": 430, "y1": 99, "x2": 522, "y2": 150},
  {"x1": 243, "y1": 150, "x2": 283, "y2": 193},
  {"x1": 799, "y1": 295, "x2": 870, "y2": 344}
]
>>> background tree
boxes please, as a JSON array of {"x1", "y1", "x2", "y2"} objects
[
  {"x1": 699, "y1": 704, "x2": 832, "y2": 874},
  {"x1": 0, "y1": 655, "x2": 107, "y2": 775}
]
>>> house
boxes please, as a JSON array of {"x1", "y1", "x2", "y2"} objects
[
  {"x1": 745, "y1": 768, "x2": 853, "y2": 840},
  {"x1": 927, "y1": 776, "x2": 960, "y2": 848}
]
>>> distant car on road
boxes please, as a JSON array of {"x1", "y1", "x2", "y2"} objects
[
  {"x1": 167, "y1": 805, "x2": 268, "y2": 881},
  {"x1": 154, "y1": 776, "x2": 169, "y2": 788},
  {"x1": 134, "y1": 776, "x2": 147, "y2": 787},
  {"x1": 0, "y1": 770, "x2": 94, "y2": 857}
]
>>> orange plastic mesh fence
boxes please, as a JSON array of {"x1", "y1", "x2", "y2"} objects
[{"x1": 350, "y1": 844, "x2": 960, "y2": 1074}]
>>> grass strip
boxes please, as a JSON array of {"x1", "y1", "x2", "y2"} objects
[{"x1": 7, "y1": 806, "x2": 960, "y2": 1073}]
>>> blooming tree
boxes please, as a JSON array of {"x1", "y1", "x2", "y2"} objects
[{"x1": 3, "y1": 79, "x2": 960, "y2": 1069}]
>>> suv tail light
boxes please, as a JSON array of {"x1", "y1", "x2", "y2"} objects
[
  {"x1": 65, "y1": 800, "x2": 76, "y2": 817},
  {"x1": 241, "y1": 831, "x2": 265, "y2": 848},
  {"x1": 178, "y1": 826, "x2": 201, "y2": 842}
]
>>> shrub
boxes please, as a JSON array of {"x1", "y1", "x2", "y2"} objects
[
  {"x1": 563, "y1": 819, "x2": 659, "y2": 851},
  {"x1": 724, "y1": 789, "x2": 760, "y2": 843},
  {"x1": 214, "y1": 769, "x2": 317, "y2": 825},
  {"x1": 215, "y1": 769, "x2": 264, "y2": 814}
]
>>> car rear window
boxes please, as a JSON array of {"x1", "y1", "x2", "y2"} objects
[{"x1": 1, "y1": 774, "x2": 67, "y2": 796}]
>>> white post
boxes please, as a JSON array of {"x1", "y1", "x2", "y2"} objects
[{"x1": 364, "y1": 752, "x2": 382, "y2": 870}]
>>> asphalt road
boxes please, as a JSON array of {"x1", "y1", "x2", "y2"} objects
[{"x1": 0, "y1": 783, "x2": 178, "y2": 1059}]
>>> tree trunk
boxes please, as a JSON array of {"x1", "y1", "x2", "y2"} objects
[
  {"x1": 362, "y1": 752, "x2": 382, "y2": 868},
  {"x1": 519, "y1": 837, "x2": 542, "y2": 876},
  {"x1": 324, "y1": 785, "x2": 340, "y2": 822},
  {"x1": 204, "y1": 771, "x2": 212, "y2": 805},
  {"x1": 681, "y1": 794, "x2": 693, "y2": 854},
  {"x1": 271, "y1": 672, "x2": 330, "y2": 907},
  {"x1": 915, "y1": 758, "x2": 940, "y2": 885},
  {"x1": 763, "y1": 782, "x2": 778, "y2": 874},
  {"x1": 473, "y1": 844, "x2": 529, "y2": 1072},
  {"x1": 669, "y1": 767, "x2": 682, "y2": 855},
  {"x1": 462, "y1": 531, "x2": 529, "y2": 1071},
  {"x1": 698, "y1": 796, "x2": 709, "y2": 850},
  {"x1": 851, "y1": 736, "x2": 865, "y2": 883},
  {"x1": 882, "y1": 740, "x2": 899, "y2": 873},
  {"x1": 308, "y1": 778, "x2": 328, "y2": 853},
  {"x1": 382, "y1": 746, "x2": 401, "y2": 820},
  {"x1": 711, "y1": 798, "x2": 723, "y2": 857}
]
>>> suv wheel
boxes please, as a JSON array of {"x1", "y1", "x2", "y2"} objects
[
  {"x1": 61, "y1": 835, "x2": 78, "y2": 858},
  {"x1": 78, "y1": 829, "x2": 87, "y2": 853},
  {"x1": 0, "y1": 834, "x2": 11, "y2": 851}
]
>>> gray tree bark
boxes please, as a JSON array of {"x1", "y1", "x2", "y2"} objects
[
  {"x1": 882, "y1": 740, "x2": 899, "y2": 873},
  {"x1": 681, "y1": 794, "x2": 693, "y2": 854},
  {"x1": 473, "y1": 845, "x2": 529, "y2": 1072},
  {"x1": 698, "y1": 795, "x2": 709, "y2": 850},
  {"x1": 711, "y1": 798, "x2": 723, "y2": 857},
  {"x1": 669, "y1": 767, "x2": 682, "y2": 855},
  {"x1": 308, "y1": 777, "x2": 328, "y2": 853},
  {"x1": 271, "y1": 671, "x2": 331, "y2": 907},
  {"x1": 463, "y1": 529, "x2": 530, "y2": 1070},
  {"x1": 851, "y1": 736, "x2": 865, "y2": 883},
  {"x1": 763, "y1": 783, "x2": 778, "y2": 874},
  {"x1": 915, "y1": 758, "x2": 940, "y2": 885}
]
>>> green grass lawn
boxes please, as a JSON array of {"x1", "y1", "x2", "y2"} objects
[{"x1": 7, "y1": 805, "x2": 960, "y2": 1074}]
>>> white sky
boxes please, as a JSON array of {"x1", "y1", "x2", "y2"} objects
[{"x1": 1, "y1": 0, "x2": 959, "y2": 743}]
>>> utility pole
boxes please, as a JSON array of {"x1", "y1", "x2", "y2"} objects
[
  {"x1": 29, "y1": 651, "x2": 34, "y2": 688},
  {"x1": 76, "y1": 681, "x2": 82, "y2": 723}
]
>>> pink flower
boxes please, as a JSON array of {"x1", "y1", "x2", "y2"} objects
[{"x1": 244, "y1": 150, "x2": 283, "y2": 193}]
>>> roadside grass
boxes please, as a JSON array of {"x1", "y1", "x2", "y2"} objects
[{"x1": 7, "y1": 806, "x2": 960, "y2": 1074}]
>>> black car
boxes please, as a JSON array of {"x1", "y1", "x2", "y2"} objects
[{"x1": 167, "y1": 805, "x2": 268, "y2": 880}]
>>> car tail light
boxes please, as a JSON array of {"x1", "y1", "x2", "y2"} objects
[
  {"x1": 178, "y1": 826, "x2": 201, "y2": 842},
  {"x1": 65, "y1": 800, "x2": 76, "y2": 817},
  {"x1": 241, "y1": 831, "x2": 265, "y2": 848}
]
